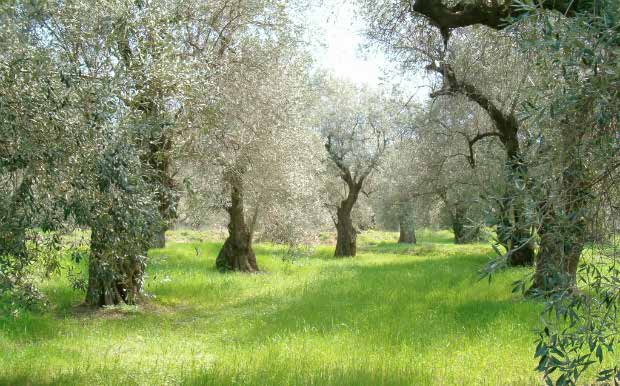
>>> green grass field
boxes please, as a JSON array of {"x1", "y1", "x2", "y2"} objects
[{"x1": 0, "y1": 229, "x2": 544, "y2": 385}]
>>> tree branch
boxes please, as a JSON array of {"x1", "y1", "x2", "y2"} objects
[{"x1": 410, "y1": 0, "x2": 590, "y2": 32}]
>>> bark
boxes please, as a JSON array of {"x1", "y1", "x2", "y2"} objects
[
  {"x1": 411, "y1": 0, "x2": 591, "y2": 32},
  {"x1": 85, "y1": 225, "x2": 145, "y2": 307},
  {"x1": 150, "y1": 228, "x2": 166, "y2": 249},
  {"x1": 450, "y1": 204, "x2": 478, "y2": 244},
  {"x1": 398, "y1": 220, "x2": 417, "y2": 244},
  {"x1": 215, "y1": 174, "x2": 258, "y2": 272},
  {"x1": 530, "y1": 129, "x2": 588, "y2": 293},
  {"x1": 334, "y1": 184, "x2": 360, "y2": 257},
  {"x1": 502, "y1": 137, "x2": 536, "y2": 266},
  {"x1": 398, "y1": 203, "x2": 417, "y2": 244}
]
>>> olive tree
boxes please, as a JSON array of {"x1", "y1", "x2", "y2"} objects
[
  {"x1": 182, "y1": 15, "x2": 322, "y2": 271},
  {"x1": 317, "y1": 79, "x2": 396, "y2": 257}
]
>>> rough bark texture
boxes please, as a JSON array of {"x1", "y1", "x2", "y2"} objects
[
  {"x1": 412, "y1": 0, "x2": 591, "y2": 32},
  {"x1": 334, "y1": 184, "x2": 360, "y2": 257},
  {"x1": 150, "y1": 228, "x2": 166, "y2": 249},
  {"x1": 85, "y1": 225, "x2": 145, "y2": 307},
  {"x1": 531, "y1": 128, "x2": 588, "y2": 293},
  {"x1": 215, "y1": 174, "x2": 258, "y2": 272}
]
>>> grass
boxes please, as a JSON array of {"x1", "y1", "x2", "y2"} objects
[{"x1": 0, "y1": 229, "x2": 545, "y2": 385}]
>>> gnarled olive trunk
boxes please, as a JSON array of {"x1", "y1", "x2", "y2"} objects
[
  {"x1": 531, "y1": 131, "x2": 588, "y2": 293},
  {"x1": 398, "y1": 203, "x2": 417, "y2": 244},
  {"x1": 85, "y1": 225, "x2": 145, "y2": 307},
  {"x1": 334, "y1": 184, "x2": 361, "y2": 257},
  {"x1": 335, "y1": 207, "x2": 357, "y2": 257},
  {"x1": 215, "y1": 175, "x2": 258, "y2": 272},
  {"x1": 531, "y1": 217, "x2": 583, "y2": 293}
]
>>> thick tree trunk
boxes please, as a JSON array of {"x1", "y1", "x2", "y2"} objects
[
  {"x1": 398, "y1": 202, "x2": 417, "y2": 244},
  {"x1": 398, "y1": 220, "x2": 417, "y2": 244},
  {"x1": 215, "y1": 175, "x2": 258, "y2": 272},
  {"x1": 150, "y1": 227, "x2": 166, "y2": 249},
  {"x1": 496, "y1": 192, "x2": 536, "y2": 266},
  {"x1": 530, "y1": 132, "x2": 588, "y2": 294},
  {"x1": 334, "y1": 185, "x2": 361, "y2": 257},
  {"x1": 335, "y1": 206, "x2": 357, "y2": 256},
  {"x1": 85, "y1": 225, "x2": 145, "y2": 307}
]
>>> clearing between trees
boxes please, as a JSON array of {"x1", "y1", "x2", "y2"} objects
[{"x1": 0, "y1": 229, "x2": 547, "y2": 385}]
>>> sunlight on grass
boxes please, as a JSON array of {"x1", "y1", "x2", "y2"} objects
[{"x1": 0, "y1": 230, "x2": 543, "y2": 385}]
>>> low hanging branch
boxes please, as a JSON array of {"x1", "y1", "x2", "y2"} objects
[{"x1": 410, "y1": 0, "x2": 590, "y2": 32}]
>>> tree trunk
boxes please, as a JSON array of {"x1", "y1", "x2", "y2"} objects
[
  {"x1": 398, "y1": 221, "x2": 417, "y2": 244},
  {"x1": 530, "y1": 130, "x2": 588, "y2": 294},
  {"x1": 143, "y1": 130, "x2": 176, "y2": 249},
  {"x1": 451, "y1": 205, "x2": 467, "y2": 244},
  {"x1": 334, "y1": 185, "x2": 361, "y2": 257},
  {"x1": 150, "y1": 227, "x2": 166, "y2": 249},
  {"x1": 398, "y1": 202, "x2": 417, "y2": 244},
  {"x1": 450, "y1": 204, "x2": 480, "y2": 244},
  {"x1": 215, "y1": 174, "x2": 258, "y2": 272},
  {"x1": 85, "y1": 224, "x2": 145, "y2": 307},
  {"x1": 500, "y1": 135, "x2": 536, "y2": 266},
  {"x1": 335, "y1": 206, "x2": 357, "y2": 256}
]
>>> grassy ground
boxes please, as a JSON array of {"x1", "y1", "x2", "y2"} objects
[{"x1": 0, "y1": 229, "x2": 544, "y2": 385}]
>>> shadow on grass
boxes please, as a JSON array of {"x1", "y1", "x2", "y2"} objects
[
  {"x1": 231, "y1": 254, "x2": 533, "y2": 348},
  {"x1": 0, "y1": 236, "x2": 538, "y2": 386}
]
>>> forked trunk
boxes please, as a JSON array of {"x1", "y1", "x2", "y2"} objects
[
  {"x1": 85, "y1": 225, "x2": 145, "y2": 307},
  {"x1": 215, "y1": 175, "x2": 258, "y2": 272}
]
